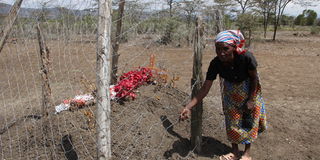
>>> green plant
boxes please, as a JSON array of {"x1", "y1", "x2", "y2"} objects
[{"x1": 310, "y1": 26, "x2": 320, "y2": 35}]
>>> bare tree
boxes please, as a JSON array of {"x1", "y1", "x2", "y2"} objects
[
  {"x1": 235, "y1": 0, "x2": 255, "y2": 14},
  {"x1": 57, "y1": 6, "x2": 76, "y2": 40},
  {"x1": 272, "y1": 0, "x2": 292, "y2": 41},
  {"x1": 160, "y1": 0, "x2": 179, "y2": 44},
  {"x1": 179, "y1": 0, "x2": 204, "y2": 46},
  {"x1": 166, "y1": 0, "x2": 174, "y2": 17},
  {"x1": 214, "y1": 0, "x2": 237, "y2": 13},
  {"x1": 234, "y1": 0, "x2": 256, "y2": 42},
  {"x1": 125, "y1": 1, "x2": 148, "y2": 28},
  {"x1": 254, "y1": 0, "x2": 275, "y2": 38},
  {"x1": 32, "y1": 1, "x2": 52, "y2": 22}
]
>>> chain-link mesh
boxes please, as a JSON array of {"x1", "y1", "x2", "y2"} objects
[{"x1": 0, "y1": 0, "x2": 227, "y2": 159}]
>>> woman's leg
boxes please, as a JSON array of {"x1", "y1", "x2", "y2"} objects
[
  {"x1": 232, "y1": 143, "x2": 240, "y2": 156},
  {"x1": 240, "y1": 144, "x2": 252, "y2": 160}
]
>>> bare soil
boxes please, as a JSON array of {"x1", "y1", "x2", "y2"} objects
[{"x1": 0, "y1": 31, "x2": 320, "y2": 160}]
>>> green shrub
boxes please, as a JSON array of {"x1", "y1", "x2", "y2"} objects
[{"x1": 310, "y1": 26, "x2": 320, "y2": 35}]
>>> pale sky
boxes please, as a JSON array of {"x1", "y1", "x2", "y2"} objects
[
  {"x1": 1, "y1": 0, "x2": 319, "y2": 17},
  {"x1": 286, "y1": 3, "x2": 320, "y2": 17}
]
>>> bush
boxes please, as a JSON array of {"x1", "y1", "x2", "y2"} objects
[{"x1": 310, "y1": 26, "x2": 320, "y2": 35}]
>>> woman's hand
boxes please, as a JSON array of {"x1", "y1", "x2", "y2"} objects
[
  {"x1": 179, "y1": 108, "x2": 191, "y2": 121},
  {"x1": 246, "y1": 99, "x2": 255, "y2": 110},
  {"x1": 178, "y1": 80, "x2": 213, "y2": 121}
]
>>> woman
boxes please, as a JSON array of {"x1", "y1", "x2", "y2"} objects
[{"x1": 180, "y1": 30, "x2": 267, "y2": 160}]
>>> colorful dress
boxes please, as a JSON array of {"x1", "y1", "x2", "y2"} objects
[{"x1": 221, "y1": 78, "x2": 267, "y2": 144}]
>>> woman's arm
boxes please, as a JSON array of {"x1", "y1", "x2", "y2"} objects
[
  {"x1": 247, "y1": 69, "x2": 258, "y2": 110},
  {"x1": 180, "y1": 80, "x2": 213, "y2": 120},
  {"x1": 185, "y1": 80, "x2": 213, "y2": 109}
]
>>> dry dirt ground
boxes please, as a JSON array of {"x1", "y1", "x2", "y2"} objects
[{"x1": 0, "y1": 31, "x2": 319, "y2": 160}]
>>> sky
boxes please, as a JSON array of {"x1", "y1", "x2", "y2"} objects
[
  {"x1": 286, "y1": 3, "x2": 320, "y2": 17},
  {"x1": 1, "y1": 0, "x2": 319, "y2": 17}
]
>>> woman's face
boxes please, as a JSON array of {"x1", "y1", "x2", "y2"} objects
[{"x1": 215, "y1": 42, "x2": 236, "y2": 63}]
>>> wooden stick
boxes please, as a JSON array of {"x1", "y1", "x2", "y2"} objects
[{"x1": 0, "y1": 0, "x2": 24, "y2": 54}]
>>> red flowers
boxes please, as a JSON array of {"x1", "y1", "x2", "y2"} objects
[{"x1": 112, "y1": 67, "x2": 153, "y2": 100}]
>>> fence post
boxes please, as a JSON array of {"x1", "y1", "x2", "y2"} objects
[
  {"x1": 214, "y1": 9, "x2": 224, "y2": 34},
  {"x1": 36, "y1": 23, "x2": 52, "y2": 117},
  {"x1": 36, "y1": 23, "x2": 55, "y2": 159},
  {"x1": 191, "y1": 16, "x2": 205, "y2": 153},
  {"x1": 214, "y1": 9, "x2": 226, "y2": 121},
  {"x1": 96, "y1": 0, "x2": 112, "y2": 159},
  {"x1": 111, "y1": 0, "x2": 125, "y2": 84},
  {"x1": 0, "y1": 0, "x2": 24, "y2": 54}
]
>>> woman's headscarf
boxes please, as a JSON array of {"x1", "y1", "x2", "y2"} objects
[{"x1": 215, "y1": 30, "x2": 246, "y2": 54}]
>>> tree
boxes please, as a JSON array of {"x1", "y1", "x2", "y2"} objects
[
  {"x1": 236, "y1": 13, "x2": 259, "y2": 46},
  {"x1": 214, "y1": 0, "x2": 237, "y2": 11},
  {"x1": 294, "y1": 14, "x2": 305, "y2": 25},
  {"x1": 56, "y1": 6, "x2": 77, "y2": 40},
  {"x1": 160, "y1": 0, "x2": 180, "y2": 44},
  {"x1": 272, "y1": 0, "x2": 292, "y2": 41},
  {"x1": 305, "y1": 9, "x2": 317, "y2": 26},
  {"x1": 32, "y1": 1, "x2": 51, "y2": 22},
  {"x1": 179, "y1": 0, "x2": 204, "y2": 46},
  {"x1": 294, "y1": 9, "x2": 317, "y2": 26},
  {"x1": 166, "y1": 0, "x2": 174, "y2": 17},
  {"x1": 293, "y1": 0, "x2": 320, "y2": 25},
  {"x1": 123, "y1": 1, "x2": 149, "y2": 37},
  {"x1": 234, "y1": 1, "x2": 256, "y2": 41},
  {"x1": 281, "y1": 15, "x2": 295, "y2": 26},
  {"x1": 253, "y1": 0, "x2": 275, "y2": 38},
  {"x1": 235, "y1": 0, "x2": 255, "y2": 14}
]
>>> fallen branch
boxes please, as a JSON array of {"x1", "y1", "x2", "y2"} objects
[{"x1": 0, "y1": 114, "x2": 41, "y2": 135}]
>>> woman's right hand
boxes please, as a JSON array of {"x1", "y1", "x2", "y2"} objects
[{"x1": 179, "y1": 108, "x2": 191, "y2": 121}]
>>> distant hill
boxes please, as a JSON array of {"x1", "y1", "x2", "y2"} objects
[
  {"x1": 0, "y1": 2, "x2": 97, "y2": 19},
  {"x1": 0, "y1": 3, "x2": 11, "y2": 15}
]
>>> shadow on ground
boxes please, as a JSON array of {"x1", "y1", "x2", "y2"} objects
[{"x1": 161, "y1": 115, "x2": 231, "y2": 159}]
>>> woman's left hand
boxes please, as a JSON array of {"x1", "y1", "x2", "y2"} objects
[{"x1": 246, "y1": 99, "x2": 255, "y2": 110}]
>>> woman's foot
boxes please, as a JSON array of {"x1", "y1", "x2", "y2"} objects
[
  {"x1": 239, "y1": 153, "x2": 252, "y2": 160},
  {"x1": 219, "y1": 152, "x2": 239, "y2": 160},
  {"x1": 240, "y1": 143, "x2": 252, "y2": 160}
]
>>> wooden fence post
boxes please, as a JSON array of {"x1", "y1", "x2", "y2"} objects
[
  {"x1": 214, "y1": 9, "x2": 224, "y2": 34},
  {"x1": 111, "y1": 0, "x2": 125, "y2": 84},
  {"x1": 214, "y1": 9, "x2": 226, "y2": 122},
  {"x1": 0, "y1": 0, "x2": 24, "y2": 54},
  {"x1": 191, "y1": 16, "x2": 205, "y2": 153},
  {"x1": 36, "y1": 23, "x2": 52, "y2": 117},
  {"x1": 36, "y1": 23, "x2": 55, "y2": 159},
  {"x1": 96, "y1": 0, "x2": 112, "y2": 159}
]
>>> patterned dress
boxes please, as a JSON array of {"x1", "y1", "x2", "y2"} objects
[{"x1": 221, "y1": 78, "x2": 267, "y2": 144}]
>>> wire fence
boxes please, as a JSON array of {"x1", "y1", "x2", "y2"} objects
[{"x1": 0, "y1": 0, "x2": 227, "y2": 159}]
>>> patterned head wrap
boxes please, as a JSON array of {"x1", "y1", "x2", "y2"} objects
[{"x1": 215, "y1": 30, "x2": 246, "y2": 54}]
